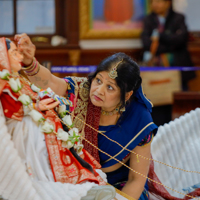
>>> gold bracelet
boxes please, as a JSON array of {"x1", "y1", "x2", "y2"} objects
[
  {"x1": 21, "y1": 57, "x2": 36, "y2": 70},
  {"x1": 22, "y1": 57, "x2": 40, "y2": 76},
  {"x1": 27, "y1": 63, "x2": 40, "y2": 77}
]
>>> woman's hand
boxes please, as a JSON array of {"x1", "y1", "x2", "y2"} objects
[
  {"x1": 37, "y1": 98, "x2": 60, "y2": 111},
  {"x1": 14, "y1": 33, "x2": 35, "y2": 66}
]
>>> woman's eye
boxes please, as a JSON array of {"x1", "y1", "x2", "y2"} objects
[
  {"x1": 96, "y1": 78, "x2": 101, "y2": 84},
  {"x1": 108, "y1": 85, "x2": 114, "y2": 90}
]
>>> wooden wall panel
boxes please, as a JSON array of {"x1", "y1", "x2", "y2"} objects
[
  {"x1": 188, "y1": 42, "x2": 200, "y2": 91},
  {"x1": 35, "y1": 48, "x2": 142, "y2": 66},
  {"x1": 35, "y1": 44, "x2": 200, "y2": 68},
  {"x1": 172, "y1": 92, "x2": 200, "y2": 120},
  {"x1": 80, "y1": 49, "x2": 142, "y2": 65}
]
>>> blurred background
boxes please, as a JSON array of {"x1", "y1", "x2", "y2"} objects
[{"x1": 1, "y1": 0, "x2": 200, "y2": 126}]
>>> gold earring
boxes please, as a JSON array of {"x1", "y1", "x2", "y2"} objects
[{"x1": 120, "y1": 106, "x2": 126, "y2": 112}]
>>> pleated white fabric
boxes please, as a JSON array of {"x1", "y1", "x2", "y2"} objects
[
  {"x1": 151, "y1": 108, "x2": 200, "y2": 198},
  {"x1": 0, "y1": 102, "x2": 97, "y2": 200},
  {"x1": 6, "y1": 116, "x2": 55, "y2": 182},
  {"x1": 32, "y1": 181, "x2": 97, "y2": 200},
  {"x1": 0, "y1": 102, "x2": 41, "y2": 200}
]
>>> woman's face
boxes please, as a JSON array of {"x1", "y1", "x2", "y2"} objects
[
  {"x1": 150, "y1": 0, "x2": 171, "y2": 15},
  {"x1": 90, "y1": 71, "x2": 121, "y2": 111},
  {"x1": 8, "y1": 42, "x2": 23, "y2": 72}
]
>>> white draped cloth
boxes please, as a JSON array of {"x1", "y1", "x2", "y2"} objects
[
  {"x1": 151, "y1": 108, "x2": 200, "y2": 198},
  {"x1": 6, "y1": 115, "x2": 55, "y2": 182},
  {"x1": 0, "y1": 101, "x2": 119, "y2": 200}
]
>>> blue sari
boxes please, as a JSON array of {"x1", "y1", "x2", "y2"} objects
[
  {"x1": 98, "y1": 86, "x2": 158, "y2": 199},
  {"x1": 64, "y1": 77, "x2": 157, "y2": 199}
]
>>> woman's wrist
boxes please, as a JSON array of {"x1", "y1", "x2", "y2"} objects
[
  {"x1": 22, "y1": 59, "x2": 34, "y2": 68},
  {"x1": 21, "y1": 57, "x2": 40, "y2": 76}
]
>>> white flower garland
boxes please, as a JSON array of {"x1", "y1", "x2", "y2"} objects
[{"x1": 1, "y1": 69, "x2": 83, "y2": 153}]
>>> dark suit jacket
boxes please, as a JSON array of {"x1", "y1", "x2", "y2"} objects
[{"x1": 141, "y1": 9, "x2": 195, "y2": 81}]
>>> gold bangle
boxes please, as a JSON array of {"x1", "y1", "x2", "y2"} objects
[
  {"x1": 26, "y1": 63, "x2": 40, "y2": 77},
  {"x1": 21, "y1": 57, "x2": 36, "y2": 70},
  {"x1": 22, "y1": 59, "x2": 40, "y2": 76}
]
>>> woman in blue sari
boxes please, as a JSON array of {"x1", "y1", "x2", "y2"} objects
[
  {"x1": 85, "y1": 53, "x2": 158, "y2": 199},
  {"x1": 64, "y1": 53, "x2": 157, "y2": 199},
  {"x1": 15, "y1": 33, "x2": 157, "y2": 199}
]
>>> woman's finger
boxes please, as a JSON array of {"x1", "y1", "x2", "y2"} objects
[
  {"x1": 14, "y1": 33, "x2": 27, "y2": 42},
  {"x1": 14, "y1": 33, "x2": 32, "y2": 45},
  {"x1": 16, "y1": 36, "x2": 36, "y2": 65},
  {"x1": 20, "y1": 49, "x2": 34, "y2": 60},
  {"x1": 40, "y1": 98, "x2": 54, "y2": 105},
  {"x1": 46, "y1": 101, "x2": 60, "y2": 109},
  {"x1": 38, "y1": 99, "x2": 60, "y2": 111},
  {"x1": 18, "y1": 44, "x2": 35, "y2": 52},
  {"x1": 38, "y1": 98, "x2": 54, "y2": 111}
]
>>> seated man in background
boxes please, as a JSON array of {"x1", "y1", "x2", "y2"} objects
[
  {"x1": 141, "y1": 0, "x2": 196, "y2": 126},
  {"x1": 141, "y1": 0, "x2": 195, "y2": 90}
]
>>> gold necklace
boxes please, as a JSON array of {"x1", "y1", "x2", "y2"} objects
[{"x1": 101, "y1": 107, "x2": 120, "y2": 116}]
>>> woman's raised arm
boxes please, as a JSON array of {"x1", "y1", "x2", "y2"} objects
[{"x1": 14, "y1": 33, "x2": 68, "y2": 96}]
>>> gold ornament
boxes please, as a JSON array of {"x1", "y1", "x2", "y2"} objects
[
  {"x1": 101, "y1": 107, "x2": 120, "y2": 116},
  {"x1": 108, "y1": 60, "x2": 123, "y2": 79}
]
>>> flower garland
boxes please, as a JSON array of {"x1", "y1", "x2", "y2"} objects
[{"x1": 0, "y1": 69, "x2": 83, "y2": 154}]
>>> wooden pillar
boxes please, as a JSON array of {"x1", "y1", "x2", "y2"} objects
[{"x1": 65, "y1": 0, "x2": 80, "y2": 49}]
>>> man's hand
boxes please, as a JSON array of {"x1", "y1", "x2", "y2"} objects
[{"x1": 14, "y1": 33, "x2": 36, "y2": 66}]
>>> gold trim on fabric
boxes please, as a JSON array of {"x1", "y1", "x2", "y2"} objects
[
  {"x1": 75, "y1": 99, "x2": 88, "y2": 116},
  {"x1": 69, "y1": 77, "x2": 89, "y2": 139},
  {"x1": 104, "y1": 122, "x2": 154, "y2": 163},
  {"x1": 69, "y1": 76, "x2": 87, "y2": 117},
  {"x1": 73, "y1": 113, "x2": 85, "y2": 133},
  {"x1": 79, "y1": 81, "x2": 89, "y2": 102}
]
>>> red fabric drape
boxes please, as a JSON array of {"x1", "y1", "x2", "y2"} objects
[
  {"x1": 83, "y1": 99, "x2": 101, "y2": 163},
  {"x1": 148, "y1": 160, "x2": 198, "y2": 200}
]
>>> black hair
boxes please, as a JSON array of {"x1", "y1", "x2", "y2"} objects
[
  {"x1": 88, "y1": 52, "x2": 142, "y2": 110},
  {"x1": 5, "y1": 38, "x2": 11, "y2": 50}
]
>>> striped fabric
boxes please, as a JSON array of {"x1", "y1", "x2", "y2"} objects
[{"x1": 151, "y1": 108, "x2": 200, "y2": 198}]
